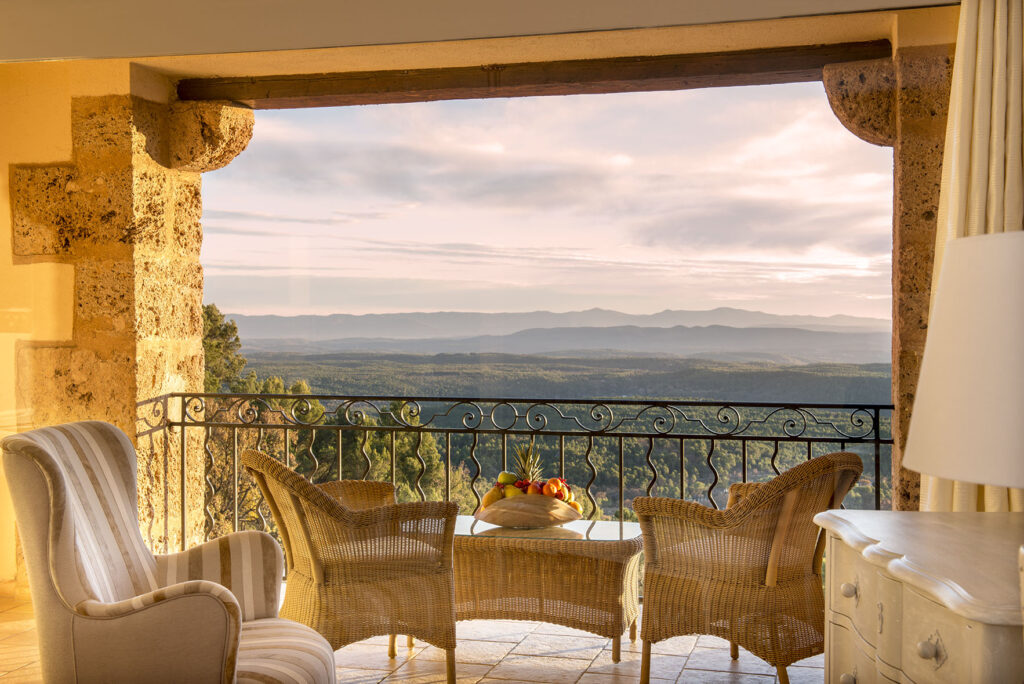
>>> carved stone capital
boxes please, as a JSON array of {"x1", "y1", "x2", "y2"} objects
[
  {"x1": 169, "y1": 101, "x2": 254, "y2": 173},
  {"x1": 823, "y1": 58, "x2": 896, "y2": 147}
]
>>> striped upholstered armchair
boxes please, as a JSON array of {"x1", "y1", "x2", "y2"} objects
[{"x1": 1, "y1": 421, "x2": 336, "y2": 683}]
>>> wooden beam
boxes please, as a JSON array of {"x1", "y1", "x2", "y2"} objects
[{"x1": 177, "y1": 40, "x2": 891, "y2": 110}]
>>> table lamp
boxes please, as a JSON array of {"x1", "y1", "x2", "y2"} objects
[{"x1": 903, "y1": 230, "x2": 1024, "y2": 489}]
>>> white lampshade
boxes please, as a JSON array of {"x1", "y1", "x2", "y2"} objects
[{"x1": 903, "y1": 231, "x2": 1024, "y2": 489}]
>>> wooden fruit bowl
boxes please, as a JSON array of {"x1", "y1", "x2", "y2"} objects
[{"x1": 474, "y1": 494, "x2": 582, "y2": 529}]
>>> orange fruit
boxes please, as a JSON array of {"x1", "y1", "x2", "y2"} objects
[
  {"x1": 569, "y1": 501, "x2": 583, "y2": 514},
  {"x1": 542, "y1": 482, "x2": 559, "y2": 496}
]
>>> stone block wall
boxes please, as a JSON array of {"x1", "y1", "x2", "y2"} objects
[
  {"x1": 824, "y1": 45, "x2": 953, "y2": 510},
  {"x1": 10, "y1": 94, "x2": 252, "y2": 549}
]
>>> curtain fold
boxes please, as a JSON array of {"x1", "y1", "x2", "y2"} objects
[{"x1": 921, "y1": 0, "x2": 1024, "y2": 512}]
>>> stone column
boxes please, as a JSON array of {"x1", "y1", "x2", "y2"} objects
[
  {"x1": 824, "y1": 45, "x2": 953, "y2": 510},
  {"x1": 10, "y1": 96, "x2": 252, "y2": 548}
]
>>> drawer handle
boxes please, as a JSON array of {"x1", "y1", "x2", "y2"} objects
[
  {"x1": 840, "y1": 582, "x2": 858, "y2": 598},
  {"x1": 839, "y1": 673, "x2": 856, "y2": 684},
  {"x1": 917, "y1": 640, "x2": 938, "y2": 660}
]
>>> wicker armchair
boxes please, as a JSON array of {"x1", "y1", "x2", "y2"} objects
[
  {"x1": 634, "y1": 452, "x2": 863, "y2": 684},
  {"x1": 241, "y1": 449, "x2": 459, "y2": 682}
]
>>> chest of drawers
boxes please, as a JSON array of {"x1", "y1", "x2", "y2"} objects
[{"x1": 814, "y1": 511, "x2": 1024, "y2": 683}]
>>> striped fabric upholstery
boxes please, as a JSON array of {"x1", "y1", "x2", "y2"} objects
[
  {"x1": 77, "y1": 579, "x2": 241, "y2": 621},
  {"x1": 4, "y1": 421, "x2": 336, "y2": 684},
  {"x1": 156, "y1": 530, "x2": 284, "y2": 621},
  {"x1": 237, "y1": 619, "x2": 336, "y2": 684},
  {"x1": 11, "y1": 421, "x2": 158, "y2": 604}
]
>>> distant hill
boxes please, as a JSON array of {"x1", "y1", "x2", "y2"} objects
[
  {"x1": 244, "y1": 352, "x2": 893, "y2": 404},
  {"x1": 226, "y1": 307, "x2": 890, "y2": 341},
  {"x1": 239, "y1": 323, "x2": 890, "y2": 364}
]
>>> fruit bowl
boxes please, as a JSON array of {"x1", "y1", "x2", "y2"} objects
[{"x1": 473, "y1": 494, "x2": 582, "y2": 529}]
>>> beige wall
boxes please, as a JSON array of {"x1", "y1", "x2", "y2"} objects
[
  {"x1": 2, "y1": 0, "x2": 955, "y2": 63},
  {"x1": 0, "y1": 6, "x2": 958, "y2": 580},
  {"x1": 0, "y1": 62, "x2": 78, "y2": 582}
]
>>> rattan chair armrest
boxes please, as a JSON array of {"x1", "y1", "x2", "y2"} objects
[
  {"x1": 329, "y1": 500, "x2": 458, "y2": 528},
  {"x1": 315, "y1": 500, "x2": 458, "y2": 566},
  {"x1": 317, "y1": 480, "x2": 396, "y2": 509},
  {"x1": 633, "y1": 496, "x2": 751, "y2": 529},
  {"x1": 726, "y1": 481, "x2": 765, "y2": 508}
]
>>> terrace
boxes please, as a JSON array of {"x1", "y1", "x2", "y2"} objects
[{"x1": 6, "y1": 2, "x2": 1021, "y2": 684}]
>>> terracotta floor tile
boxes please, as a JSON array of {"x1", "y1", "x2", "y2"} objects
[
  {"x1": 512, "y1": 634, "x2": 609, "y2": 660},
  {"x1": 457, "y1": 621, "x2": 538, "y2": 643},
  {"x1": 682, "y1": 648, "x2": 775, "y2": 677},
  {"x1": 486, "y1": 654, "x2": 594, "y2": 684},
  {"x1": 0, "y1": 662, "x2": 42, "y2": 683},
  {"x1": 588, "y1": 649, "x2": 687, "y2": 681},
  {"x1": 791, "y1": 654, "x2": 824, "y2": 668},
  {"x1": 532, "y1": 623, "x2": 603, "y2": 638},
  {"x1": 334, "y1": 668, "x2": 390, "y2": 684},
  {"x1": 694, "y1": 635, "x2": 731, "y2": 650},
  {"x1": 0, "y1": 635, "x2": 35, "y2": 650},
  {"x1": 420, "y1": 640, "x2": 514, "y2": 665},
  {"x1": 335, "y1": 643, "x2": 425, "y2": 671},
  {"x1": 782, "y1": 667, "x2": 824, "y2": 684},
  {"x1": 577, "y1": 673, "x2": 673, "y2": 684},
  {"x1": 385, "y1": 658, "x2": 491, "y2": 684},
  {"x1": 676, "y1": 670, "x2": 773, "y2": 683},
  {"x1": 0, "y1": 622, "x2": 34, "y2": 641},
  {"x1": 618, "y1": 636, "x2": 697, "y2": 657}
]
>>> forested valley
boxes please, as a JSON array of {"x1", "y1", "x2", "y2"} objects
[{"x1": 202, "y1": 304, "x2": 892, "y2": 536}]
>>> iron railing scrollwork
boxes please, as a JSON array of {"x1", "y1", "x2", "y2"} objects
[{"x1": 138, "y1": 392, "x2": 893, "y2": 552}]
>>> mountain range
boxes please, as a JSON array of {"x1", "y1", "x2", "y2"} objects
[
  {"x1": 228, "y1": 307, "x2": 889, "y2": 339},
  {"x1": 227, "y1": 308, "x2": 891, "y2": 365}
]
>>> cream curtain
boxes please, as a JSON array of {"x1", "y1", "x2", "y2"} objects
[{"x1": 921, "y1": 0, "x2": 1024, "y2": 512}]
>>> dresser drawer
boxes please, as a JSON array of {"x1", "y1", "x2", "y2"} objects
[
  {"x1": 829, "y1": 534, "x2": 880, "y2": 647},
  {"x1": 828, "y1": 619, "x2": 877, "y2": 684},
  {"x1": 874, "y1": 574, "x2": 902, "y2": 670},
  {"x1": 900, "y1": 586, "x2": 970, "y2": 683}
]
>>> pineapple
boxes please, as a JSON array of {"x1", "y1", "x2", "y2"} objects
[{"x1": 512, "y1": 439, "x2": 543, "y2": 484}]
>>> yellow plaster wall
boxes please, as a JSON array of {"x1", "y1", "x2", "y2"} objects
[{"x1": 0, "y1": 62, "x2": 77, "y2": 581}]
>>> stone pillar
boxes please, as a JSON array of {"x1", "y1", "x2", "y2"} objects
[
  {"x1": 824, "y1": 46, "x2": 953, "y2": 510},
  {"x1": 10, "y1": 96, "x2": 252, "y2": 548}
]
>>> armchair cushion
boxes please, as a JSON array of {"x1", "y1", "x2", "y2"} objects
[
  {"x1": 238, "y1": 618, "x2": 336, "y2": 684},
  {"x1": 156, "y1": 530, "x2": 284, "y2": 620}
]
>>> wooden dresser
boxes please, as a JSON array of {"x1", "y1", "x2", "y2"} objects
[{"x1": 814, "y1": 510, "x2": 1024, "y2": 683}]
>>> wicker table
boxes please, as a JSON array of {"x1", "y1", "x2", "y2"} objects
[{"x1": 453, "y1": 515, "x2": 643, "y2": 662}]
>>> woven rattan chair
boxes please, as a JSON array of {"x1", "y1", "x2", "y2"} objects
[
  {"x1": 634, "y1": 452, "x2": 863, "y2": 684},
  {"x1": 241, "y1": 449, "x2": 459, "y2": 683}
]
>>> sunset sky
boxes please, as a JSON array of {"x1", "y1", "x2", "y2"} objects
[{"x1": 201, "y1": 82, "x2": 893, "y2": 319}]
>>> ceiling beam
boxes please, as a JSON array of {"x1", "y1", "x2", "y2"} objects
[{"x1": 177, "y1": 39, "x2": 892, "y2": 109}]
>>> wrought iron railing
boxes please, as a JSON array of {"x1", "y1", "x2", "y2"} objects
[{"x1": 138, "y1": 393, "x2": 893, "y2": 551}]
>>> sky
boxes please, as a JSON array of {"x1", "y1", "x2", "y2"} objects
[{"x1": 201, "y1": 82, "x2": 894, "y2": 319}]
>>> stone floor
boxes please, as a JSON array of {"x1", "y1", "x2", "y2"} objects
[{"x1": 0, "y1": 596, "x2": 824, "y2": 683}]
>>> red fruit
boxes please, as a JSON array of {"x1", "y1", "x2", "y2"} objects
[{"x1": 555, "y1": 490, "x2": 565, "y2": 500}]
